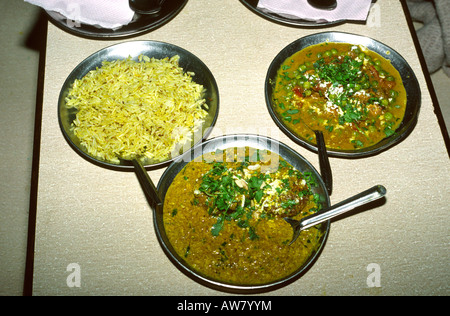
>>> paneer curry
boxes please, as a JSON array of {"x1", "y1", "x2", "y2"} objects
[
  {"x1": 163, "y1": 147, "x2": 325, "y2": 285},
  {"x1": 272, "y1": 43, "x2": 407, "y2": 150}
]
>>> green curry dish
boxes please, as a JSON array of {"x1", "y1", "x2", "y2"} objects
[
  {"x1": 314, "y1": 55, "x2": 363, "y2": 87},
  {"x1": 272, "y1": 43, "x2": 407, "y2": 151},
  {"x1": 163, "y1": 148, "x2": 326, "y2": 285},
  {"x1": 311, "y1": 53, "x2": 381, "y2": 127},
  {"x1": 195, "y1": 159, "x2": 318, "y2": 238}
]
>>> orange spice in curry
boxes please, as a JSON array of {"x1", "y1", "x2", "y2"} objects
[{"x1": 272, "y1": 43, "x2": 407, "y2": 150}]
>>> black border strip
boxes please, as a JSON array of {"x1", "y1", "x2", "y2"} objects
[
  {"x1": 400, "y1": 0, "x2": 449, "y2": 157},
  {"x1": 23, "y1": 14, "x2": 48, "y2": 296},
  {"x1": 21, "y1": 2, "x2": 449, "y2": 296}
]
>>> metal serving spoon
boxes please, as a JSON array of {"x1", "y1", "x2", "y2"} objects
[
  {"x1": 284, "y1": 185, "x2": 386, "y2": 245},
  {"x1": 128, "y1": 0, "x2": 164, "y2": 15},
  {"x1": 307, "y1": 0, "x2": 337, "y2": 10},
  {"x1": 314, "y1": 130, "x2": 332, "y2": 196},
  {"x1": 130, "y1": 158, "x2": 163, "y2": 207},
  {"x1": 297, "y1": 120, "x2": 333, "y2": 196}
]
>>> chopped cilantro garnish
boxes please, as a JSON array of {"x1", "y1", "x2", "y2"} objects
[{"x1": 198, "y1": 160, "x2": 316, "y2": 239}]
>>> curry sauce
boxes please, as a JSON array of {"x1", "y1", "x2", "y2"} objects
[
  {"x1": 272, "y1": 43, "x2": 407, "y2": 150},
  {"x1": 163, "y1": 148, "x2": 324, "y2": 285}
]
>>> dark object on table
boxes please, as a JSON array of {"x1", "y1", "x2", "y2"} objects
[
  {"x1": 307, "y1": 0, "x2": 337, "y2": 11},
  {"x1": 45, "y1": 0, "x2": 187, "y2": 39},
  {"x1": 129, "y1": 0, "x2": 164, "y2": 15}
]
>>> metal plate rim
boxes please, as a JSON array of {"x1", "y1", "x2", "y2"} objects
[
  {"x1": 154, "y1": 134, "x2": 331, "y2": 294},
  {"x1": 239, "y1": 0, "x2": 345, "y2": 28},
  {"x1": 58, "y1": 40, "x2": 220, "y2": 170},
  {"x1": 265, "y1": 31, "x2": 421, "y2": 158},
  {"x1": 45, "y1": 0, "x2": 189, "y2": 39}
]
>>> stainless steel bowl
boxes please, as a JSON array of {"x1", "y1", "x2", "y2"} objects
[
  {"x1": 58, "y1": 40, "x2": 219, "y2": 170},
  {"x1": 154, "y1": 134, "x2": 330, "y2": 293},
  {"x1": 46, "y1": 0, "x2": 188, "y2": 39},
  {"x1": 265, "y1": 32, "x2": 421, "y2": 158}
]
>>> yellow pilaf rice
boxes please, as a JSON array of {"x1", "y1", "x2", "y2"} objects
[{"x1": 65, "y1": 55, "x2": 208, "y2": 164}]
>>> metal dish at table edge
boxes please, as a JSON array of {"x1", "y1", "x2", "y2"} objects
[
  {"x1": 45, "y1": 0, "x2": 188, "y2": 39},
  {"x1": 265, "y1": 31, "x2": 421, "y2": 158},
  {"x1": 58, "y1": 40, "x2": 219, "y2": 170},
  {"x1": 154, "y1": 134, "x2": 331, "y2": 294}
]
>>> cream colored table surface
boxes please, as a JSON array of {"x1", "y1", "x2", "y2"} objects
[{"x1": 31, "y1": 0, "x2": 449, "y2": 296}]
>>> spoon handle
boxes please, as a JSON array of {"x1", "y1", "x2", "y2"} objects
[
  {"x1": 300, "y1": 185, "x2": 386, "y2": 230},
  {"x1": 132, "y1": 158, "x2": 163, "y2": 206},
  {"x1": 314, "y1": 130, "x2": 332, "y2": 196}
]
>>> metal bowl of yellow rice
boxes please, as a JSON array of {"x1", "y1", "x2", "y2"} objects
[{"x1": 58, "y1": 40, "x2": 219, "y2": 169}]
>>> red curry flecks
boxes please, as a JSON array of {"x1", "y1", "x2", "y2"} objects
[
  {"x1": 272, "y1": 43, "x2": 407, "y2": 150},
  {"x1": 163, "y1": 147, "x2": 325, "y2": 285}
]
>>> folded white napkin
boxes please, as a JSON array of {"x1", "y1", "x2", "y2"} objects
[
  {"x1": 257, "y1": 0, "x2": 373, "y2": 23},
  {"x1": 24, "y1": 0, "x2": 135, "y2": 29}
]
